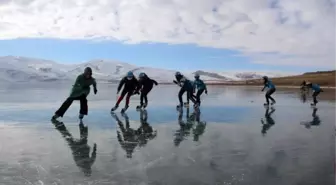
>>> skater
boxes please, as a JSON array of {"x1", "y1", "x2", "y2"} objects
[
  {"x1": 261, "y1": 76, "x2": 276, "y2": 106},
  {"x1": 52, "y1": 67, "x2": 97, "y2": 121},
  {"x1": 193, "y1": 73, "x2": 208, "y2": 106},
  {"x1": 111, "y1": 71, "x2": 139, "y2": 113},
  {"x1": 173, "y1": 72, "x2": 197, "y2": 109},
  {"x1": 136, "y1": 72, "x2": 158, "y2": 109},
  {"x1": 303, "y1": 81, "x2": 323, "y2": 106}
]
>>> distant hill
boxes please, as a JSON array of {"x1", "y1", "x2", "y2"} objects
[{"x1": 0, "y1": 56, "x2": 294, "y2": 83}]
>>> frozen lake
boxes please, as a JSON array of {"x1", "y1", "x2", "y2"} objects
[{"x1": 0, "y1": 83, "x2": 335, "y2": 185}]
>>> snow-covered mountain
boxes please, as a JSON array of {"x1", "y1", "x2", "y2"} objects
[{"x1": 0, "y1": 56, "x2": 296, "y2": 83}]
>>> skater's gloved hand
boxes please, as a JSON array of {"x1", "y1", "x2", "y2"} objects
[
  {"x1": 173, "y1": 80, "x2": 178, "y2": 84},
  {"x1": 205, "y1": 90, "x2": 208, "y2": 94},
  {"x1": 116, "y1": 91, "x2": 119, "y2": 94},
  {"x1": 94, "y1": 88, "x2": 97, "y2": 94}
]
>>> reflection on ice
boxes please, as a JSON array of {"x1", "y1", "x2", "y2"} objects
[
  {"x1": 111, "y1": 110, "x2": 157, "y2": 159},
  {"x1": 0, "y1": 85, "x2": 334, "y2": 185},
  {"x1": 174, "y1": 107, "x2": 207, "y2": 146},
  {"x1": 300, "y1": 108, "x2": 321, "y2": 129},
  {"x1": 261, "y1": 107, "x2": 276, "y2": 136},
  {"x1": 52, "y1": 120, "x2": 97, "y2": 176}
]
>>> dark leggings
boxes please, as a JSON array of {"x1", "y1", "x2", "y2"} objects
[
  {"x1": 140, "y1": 87, "x2": 153, "y2": 105},
  {"x1": 116, "y1": 89, "x2": 133, "y2": 107},
  {"x1": 312, "y1": 91, "x2": 320, "y2": 104},
  {"x1": 55, "y1": 94, "x2": 88, "y2": 117},
  {"x1": 178, "y1": 88, "x2": 196, "y2": 105},
  {"x1": 196, "y1": 89, "x2": 205, "y2": 105},
  {"x1": 265, "y1": 88, "x2": 276, "y2": 104}
]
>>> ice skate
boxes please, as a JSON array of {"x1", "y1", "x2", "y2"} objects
[
  {"x1": 121, "y1": 105, "x2": 129, "y2": 113},
  {"x1": 111, "y1": 105, "x2": 118, "y2": 112}
]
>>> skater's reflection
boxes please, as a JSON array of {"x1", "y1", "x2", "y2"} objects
[
  {"x1": 191, "y1": 110, "x2": 207, "y2": 142},
  {"x1": 51, "y1": 120, "x2": 97, "y2": 177},
  {"x1": 300, "y1": 108, "x2": 321, "y2": 129},
  {"x1": 174, "y1": 108, "x2": 194, "y2": 146},
  {"x1": 137, "y1": 110, "x2": 157, "y2": 148},
  {"x1": 261, "y1": 107, "x2": 276, "y2": 136},
  {"x1": 111, "y1": 112, "x2": 139, "y2": 158}
]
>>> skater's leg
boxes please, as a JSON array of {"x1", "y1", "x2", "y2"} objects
[
  {"x1": 188, "y1": 90, "x2": 197, "y2": 104},
  {"x1": 55, "y1": 97, "x2": 75, "y2": 117},
  {"x1": 79, "y1": 95, "x2": 88, "y2": 115},
  {"x1": 116, "y1": 90, "x2": 127, "y2": 106},
  {"x1": 196, "y1": 89, "x2": 204, "y2": 105},
  {"x1": 143, "y1": 91, "x2": 149, "y2": 106},
  {"x1": 265, "y1": 88, "x2": 275, "y2": 104},
  {"x1": 268, "y1": 88, "x2": 276, "y2": 103},
  {"x1": 140, "y1": 91, "x2": 145, "y2": 106},
  {"x1": 312, "y1": 91, "x2": 320, "y2": 104},
  {"x1": 178, "y1": 88, "x2": 185, "y2": 106},
  {"x1": 144, "y1": 87, "x2": 152, "y2": 106},
  {"x1": 125, "y1": 91, "x2": 132, "y2": 107}
]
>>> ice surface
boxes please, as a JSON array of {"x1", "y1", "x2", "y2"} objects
[{"x1": 0, "y1": 84, "x2": 334, "y2": 185}]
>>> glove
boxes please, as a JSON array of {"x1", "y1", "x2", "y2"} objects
[
  {"x1": 205, "y1": 90, "x2": 207, "y2": 94},
  {"x1": 117, "y1": 91, "x2": 119, "y2": 94},
  {"x1": 94, "y1": 88, "x2": 97, "y2": 94},
  {"x1": 173, "y1": 80, "x2": 178, "y2": 84}
]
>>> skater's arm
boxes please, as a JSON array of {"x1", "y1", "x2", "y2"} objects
[
  {"x1": 261, "y1": 83, "x2": 267, "y2": 91},
  {"x1": 151, "y1": 79, "x2": 158, "y2": 85},
  {"x1": 117, "y1": 78, "x2": 125, "y2": 93},
  {"x1": 92, "y1": 78, "x2": 97, "y2": 94},
  {"x1": 134, "y1": 78, "x2": 141, "y2": 93},
  {"x1": 202, "y1": 80, "x2": 208, "y2": 93}
]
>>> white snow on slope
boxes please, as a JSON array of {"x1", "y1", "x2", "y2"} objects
[{"x1": 0, "y1": 56, "x2": 297, "y2": 83}]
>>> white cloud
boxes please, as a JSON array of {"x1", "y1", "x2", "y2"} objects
[{"x1": 0, "y1": 0, "x2": 335, "y2": 68}]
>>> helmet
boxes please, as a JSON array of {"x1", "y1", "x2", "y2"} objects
[
  {"x1": 262, "y1": 76, "x2": 268, "y2": 80},
  {"x1": 84, "y1": 67, "x2": 92, "y2": 74},
  {"x1": 175, "y1": 71, "x2": 181, "y2": 76},
  {"x1": 126, "y1": 71, "x2": 133, "y2": 79},
  {"x1": 139, "y1": 72, "x2": 146, "y2": 78},
  {"x1": 194, "y1": 73, "x2": 200, "y2": 78}
]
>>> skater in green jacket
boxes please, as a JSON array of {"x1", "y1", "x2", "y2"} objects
[{"x1": 52, "y1": 67, "x2": 97, "y2": 121}]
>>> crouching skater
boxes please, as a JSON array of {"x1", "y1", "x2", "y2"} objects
[
  {"x1": 261, "y1": 76, "x2": 276, "y2": 106},
  {"x1": 174, "y1": 72, "x2": 197, "y2": 109},
  {"x1": 302, "y1": 81, "x2": 323, "y2": 106},
  {"x1": 136, "y1": 72, "x2": 158, "y2": 109},
  {"x1": 193, "y1": 73, "x2": 208, "y2": 107},
  {"x1": 111, "y1": 71, "x2": 139, "y2": 113}
]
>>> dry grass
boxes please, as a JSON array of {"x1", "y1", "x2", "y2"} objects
[{"x1": 244, "y1": 70, "x2": 336, "y2": 87}]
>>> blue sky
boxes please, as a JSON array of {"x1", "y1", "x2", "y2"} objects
[{"x1": 0, "y1": 38, "x2": 330, "y2": 73}]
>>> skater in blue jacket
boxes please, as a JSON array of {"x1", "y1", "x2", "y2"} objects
[
  {"x1": 261, "y1": 76, "x2": 276, "y2": 106},
  {"x1": 193, "y1": 73, "x2": 207, "y2": 106},
  {"x1": 302, "y1": 81, "x2": 323, "y2": 106}
]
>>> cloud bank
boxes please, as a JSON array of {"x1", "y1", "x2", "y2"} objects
[{"x1": 0, "y1": 0, "x2": 335, "y2": 67}]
